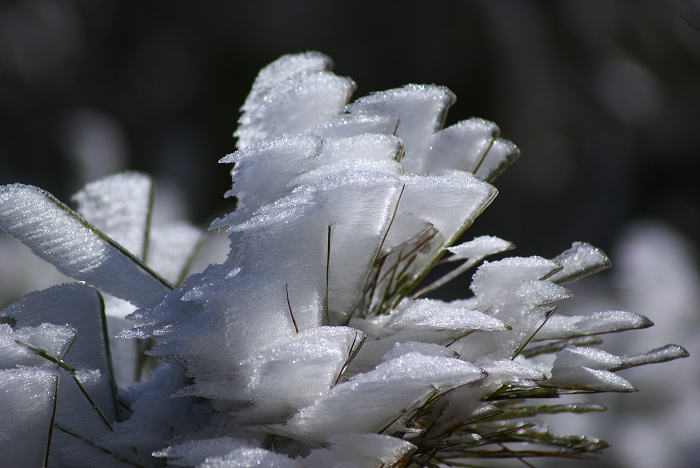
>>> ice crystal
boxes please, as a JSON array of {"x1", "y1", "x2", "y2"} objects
[{"x1": 0, "y1": 52, "x2": 688, "y2": 467}]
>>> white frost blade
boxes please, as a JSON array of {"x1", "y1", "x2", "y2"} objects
[
  {"x1": 473, "y1": 137, "x2": 520, "y2": 182},
  {"x1": 2, "y1": 283, "x2": 118, "y2": 422},
  {"x1": 242, "y1": 51, "x2": 332, "y2": 117},
  {"x1": 72, "y1": 172, "x2": 152, "y2": 259},
  {"x1": 236, "y1": 70, "x2": 355, "y2": 149},
  {"x1": 549, "y1": 242, "x2": 611, "y2": 284},
  {"x1": 236, "y1": 327, "x2": 364, "y2": 422},
  {"x1": 347, "y1": 84, "x2": 455, "y2": 175},
  {"x1": 155, "y1": 438, "x2": 301, "y2": 467},
  {"x1": 303, "y1": 433, "x2": 415, "y2": 467},
  {"x1": 232, "y1": 172, "x2": 402, "y2": 327},
  {"x1": 310, "y1": 113, "x2": 399, "y2": 139},
  {"x1": 424, "y1": 118, "x2": 499, "y2": 175},
  {"x1": 0, "y1": 184, "x2": 172, "y2": 307},
  {"x1": 214, "y1": 134, "x2": 322, "y2": 228},
  {"x1": 0, "y1": 368, "x2": 58, "y2": 467},
  {"x1": 279, "y1": 353, "x2": 484, "y2": 441},
  {"x1": 399, "y1": 174, "x2": 497, "y2": 251},
  {"x1": 448, "y1": 236, "x2": 515, "y2": 261},
  {"x1": 548, "y1": 366, "x2": 636, "y2": 393},
  {"x1": 384, "y1": 173, "x2": 496, "y2": 292},
  {"x1": 148, "y1": 221, "x2": 203, "y2": 285},
  {"x1": 536, "y1": 310, "x2": 653, "y2": 340},
  {"x1": 470, "y1": 256, "x2": 561, "y2": 301},
  {"x1": 389, "y1": 299, "x2": 506, "y2": 332}
]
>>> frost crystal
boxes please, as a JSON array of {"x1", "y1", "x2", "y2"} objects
[{"x1": 0, "y1": 52, "x2": 688, "y2": 467}]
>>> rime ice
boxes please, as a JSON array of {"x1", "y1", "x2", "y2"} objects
[{"x1": 0, "y1": 52, "x2": 687, "y2": 467}]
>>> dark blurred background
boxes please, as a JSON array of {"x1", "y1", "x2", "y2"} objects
[{"x1": 1, "y1": 0, "x2": 699, "y2": 259}]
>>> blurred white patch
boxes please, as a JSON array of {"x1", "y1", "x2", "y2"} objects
[
  {"x1": 57, "y1": 109, "x2": 128, "y2": 184},
  {"x1": 595, "y1": 59, "x2": 664, "y2": 125}
]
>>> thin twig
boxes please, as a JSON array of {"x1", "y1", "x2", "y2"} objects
[
  {"x1": 285, "y1": 284, "x2": 299, "y2": 333},
  {"x1": 325, "y1": 224, "x2": 332, "y2": 325}
]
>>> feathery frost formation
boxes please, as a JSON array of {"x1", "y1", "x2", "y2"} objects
[{"x1": 0, "y1": 52, "x2": 688, "y2": 467}]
